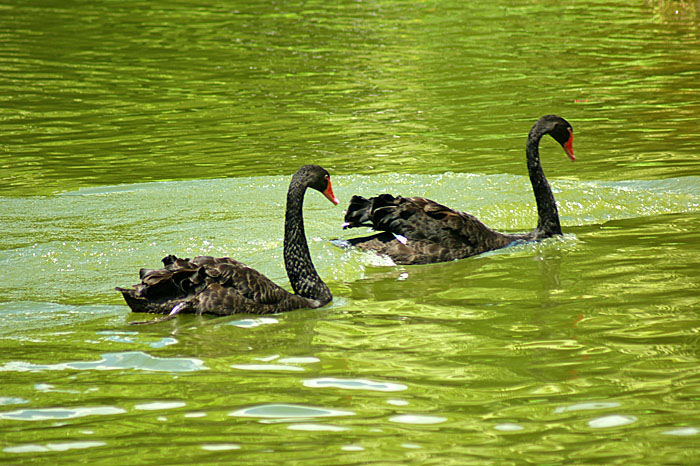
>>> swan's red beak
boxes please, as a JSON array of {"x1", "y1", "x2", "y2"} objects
[
  {"x1": 323, "y1": 176, "x2": 339, "y2": 205},
  {"x1": 563, "y1": 128, "x2": 575, "y2": 161}
]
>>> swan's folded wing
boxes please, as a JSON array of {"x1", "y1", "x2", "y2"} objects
[
  {"x1": 349, "y1": 195, "x2": 498, "y2": 248},
  {"x1": 132, "y1": 255, "x2": 287, "y2": 303},
  {"x1": 187, "y1": 256, "x2": 293, "y2": 305},
  {"x1": 192, "y1": 258, "x2": 311, "y2": 315}
]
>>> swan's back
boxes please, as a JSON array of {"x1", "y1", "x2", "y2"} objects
[{"x1": 117, "y1": 255, "x2": 311, "y2": 316}]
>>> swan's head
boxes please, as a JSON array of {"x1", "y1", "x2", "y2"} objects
[
  {"x1": 297, "y1": 165, "x2": 339, "y2": 205},
  {"x1": 537, "y1": 115, "x2": 575, "y2": 162}
]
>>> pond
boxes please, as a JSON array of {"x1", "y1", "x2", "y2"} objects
[{"x1": 1, "y1": 0, "x2": 700, "y2": 464}]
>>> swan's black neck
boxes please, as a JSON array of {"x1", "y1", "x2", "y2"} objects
[
  {"x1": 526, "y1": 126, "x2": 562, "y2": 238},
  {"x1": 283, "y1": 175, "x2": 332, "y2": 307}
]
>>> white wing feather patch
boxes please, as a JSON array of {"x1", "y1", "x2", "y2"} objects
[{"x1": 393, "y1": 233, "x2": 408, "y2": 245}]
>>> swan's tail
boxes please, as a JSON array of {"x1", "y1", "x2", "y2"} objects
[
  {"x1": 115, "y1": 287, "x2": 189, "y2": 314},
  {"x1": 343, "y1": 194, "x2": 399, "y2": 230},
  {"x1": 342, "y1": 195, "x2": 372, "y2": 228}
]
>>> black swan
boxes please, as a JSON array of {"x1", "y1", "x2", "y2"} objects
[
  {"x1": 116, "y1": 165, "x2": 339, "y2": 323},
  {"x1": 339, "y1": 115, "x2": 574, "y2": 265}
]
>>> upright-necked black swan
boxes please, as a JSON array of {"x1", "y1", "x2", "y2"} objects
[
  {"x1": 340, "y1": 115, "x2": 574, "y2": 265},
  {"x1": 117, "y1": 165, "x2": 338, "y2": 322}
]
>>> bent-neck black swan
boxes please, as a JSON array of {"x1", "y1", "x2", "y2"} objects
[
  {"x1": 116, "y1": 165, "x2": 339, "y2": 323},
  {"x1": 340, "y1": 115, "x2": 574, "y2": 265}
]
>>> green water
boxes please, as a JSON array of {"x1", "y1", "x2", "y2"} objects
[{"x1": 2, "y1": 0, "x2": 700, "y2": 464}]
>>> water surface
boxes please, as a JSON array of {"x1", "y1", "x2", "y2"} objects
[{"x1": 2, "y1": 0, "x2": 700, "y2": 464}]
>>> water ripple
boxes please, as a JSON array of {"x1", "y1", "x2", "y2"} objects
[
  {"x1": 494, "y1": 423, "x2": 525, "y2": 432},
  {"x1": 388, "y1": 414, "x2": 447, "y2": 425},
  {"x1": 0, "y1": 406, "x2": 124, "y2": 421},
  {"x1": 200, "y1": 444, "x2": 241, "y2": 451},
  {"x1": 134, "y1": 402, "x2": 186, "y2": 411},
  {"x1": 232, "y1": 364, "x2": 304, "y2": 372},
  {"x1": 0, "y1": 396, "x2": 28, "y2": 406},
  {"x1": 303, "y1": 377, "x2": 407, "y2": 392},
  {"x1": 4, "y1": 441, "x2": 106, "y2": 453},
  {"x1": 554, "y1": 402, "x2": 621, "y2": 414},
  {"x1": 588, "y1": 414, "x2": 637, "y2": 429},
  {"x1": 230, "y1": 404, "x2": 354, "y2": 419},
  {"x1": 287, "y1": 423, "x2": 349, "y2": 432},
  {"x1": 0, "y1": 351, "x2": 207, "y2": 373},
  {"x1": 662, "y1": 427, "x2": 699, "y2": 436}
]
